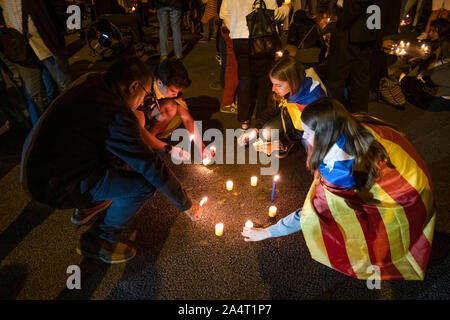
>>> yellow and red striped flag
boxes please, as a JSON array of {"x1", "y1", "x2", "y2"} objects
[{"x1": 300, "y1": 124, "x2": 436, "y2": 280}]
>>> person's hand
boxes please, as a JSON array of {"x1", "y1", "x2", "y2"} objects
[
  {"x1": 242, "y1": 227, "x2": 272, "y2": 242},
  {"x1": 382, "y1": 40, "x2": 395, "y2": 53},
  {"x1": 170, "y1": 146, "x2": 190, "y2": 161},
  {"x1": 417, "y1": 73, "x2": 426, "y2": 83},
  {"x1": 253, "y1": 140, "x2": 280, "y2": 155},
  {"x1": 184, "y1": 200, "x2": 203, "y2": 221},
  {"x1": 202, "y1": 146, "x2": 216, "y2": 165},
  {"x1": 237, "y1": 129, "x2": 258, "y2": 147}
]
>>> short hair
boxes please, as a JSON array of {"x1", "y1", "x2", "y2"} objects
[
  {"x1": 105, "y1": 56, "x2": 152, "y2": 87},
  {"x1": 153, "y1": 58, "x2": 191, "y2": 89}
]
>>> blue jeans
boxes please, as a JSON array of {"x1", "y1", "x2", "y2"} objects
[
  {"x1": 41, "y1": 56, "x2": 72, "y2": 93},
  {"x1": 82, "y1": 169, "x2": 155, "y2": 243},
  {"x1": 157, "y1": 6, "x2": 183, "y2": 58}
]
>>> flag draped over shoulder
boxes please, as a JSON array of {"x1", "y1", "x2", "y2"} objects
[{"x1": 300, "y1": 124, "x2": 436, "y2": 280}]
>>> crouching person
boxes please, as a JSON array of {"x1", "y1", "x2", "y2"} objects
[{"x1": 20, "y1": 56, "x2": 203, "y2": 264}]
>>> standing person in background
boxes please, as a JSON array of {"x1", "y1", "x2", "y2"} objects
[
  {"x1": 156, "y1": 0, "x2": 183, "y2": 60},
  {"x1": 220, "y1": 0, "x2": 291, "y2": 129},
  {"x1": 199, "y1": 0, "x2": 219, "y2": 42},
  {"x1": 326, "y1": 0, "x2": 383, "y2": 113},
  {"x1": 0, "y1": 0, "x2": 72, "y2": 120}
]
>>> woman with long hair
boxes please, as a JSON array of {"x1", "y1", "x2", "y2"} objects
[
  {"x1": 242, "y1": 98, "x2": 436, "y2": 280},
  {"x1": 238, "y1": 55, "x2": 327, "y2": 158}
]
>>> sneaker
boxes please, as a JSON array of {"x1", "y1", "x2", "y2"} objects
[
  {"x1": 417, "y1": 32, "x2": 428, "y2": 40},
  {"x1": 220, "y1": 103, "x2": 238, "y2": 114},
  {"x1": 76, "y1": 232, "x2": 136, "y2": 264},
  {"x1": 198, "y1": 37, "x2": 209, "y2": 43},
  {"x1": 71, "y1": 200, "x2": 112, "y2": 226},
  {"x1": 275, "y1": 142, "x2": 295, "y2": 159}
]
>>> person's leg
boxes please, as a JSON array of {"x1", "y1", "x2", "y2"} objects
[
  {"x1": 326, "y1": 30, "x2": 353, "y2": 107},
  {"x1": 157, "y1": 7, "x2": 170, "y2": 58},
  {"x1": 349, "y1": 44, "x2": 372, "y2": 113},
  {"x1": 253, "y1": 57, "x2": 272, "y2": 122},
  {"x1": 170, "y1": 7, "x2": 183, "y2": 59},
  {"x1": 413, "y1": 0, "x2": 424, "y2": 26},
  {"x1": 14, "y1": 62, "x2": 46, "y2": 116},
  {"x1": 40, "y1": 55, "x2": 72, "y2": 93},
  {"x1": 400, "y1": 76, "x2": 434, "y2": 108},
  {"x1": 221, "y1": 28, "x2": 238, "y2": 107},
  {"x1": 83, "y1": 169, "x2": 155, "y2": 244},
  {"x1": 233, "y1": 39, "x2": 253, "y2": 124},
  {"x1": 402, "y1": 0, "x2": 417, "y2": 19}
]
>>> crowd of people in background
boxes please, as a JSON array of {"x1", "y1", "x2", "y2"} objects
[{"x1": 0, "y1": 0, "x2": 446, "y2": 277}]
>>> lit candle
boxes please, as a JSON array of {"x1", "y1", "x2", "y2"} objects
[
  {"x1": 226, "y1": 180, "x2": 233, "y2": 191},
  {"x1": 269, "y1": 206, "x2": 277, "y2": 218},
  {"x1": 187, "y1": 134, "x2": 195, "y2": 153},
  {"x1": 276, "y1": 51, "x2": 283, "y2": 58},
  {"x1": 200, "y1": 196, "x2": 208, "y2": 206},
  {"x1": 400, "y1": 41, "x2": 405, "y2": 48},
  {"x1": 284, "y1": 0, "x2": 291, "y2": 4},
  {"x1": 251, "y1": 176, "x2": 258, "y2": 187},
  {"x1": 406, "y1": 42, "x2": 410, "y2": 47},
  {"x1": 271, "y1": 175, "x2": 279, "y2": 202},
  {"x1": 245, "y1": 220, "x2": 254, "y2": 228},
  {"x1": 215, "y1": 223, "x2": 224, "y2": 236}
]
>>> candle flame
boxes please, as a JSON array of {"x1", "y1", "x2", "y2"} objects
[
  {"x1": 190, "y1": 134, "x2": 195, "y2": 141},
  {"x1": 276, "y1": 51, "x2": 283, "y2": 57},
  {"x1": 274, "y1": 175, "x2": 280, "y2": 182},
  {"x1": 200, "y1": 196, "x2": 208, "y2": 206}
]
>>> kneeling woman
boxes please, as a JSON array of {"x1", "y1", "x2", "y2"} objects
[
  {"x1": 238, "y1": 56, "x2": 327, "y2": 158},
  {"x1": 243, "y1": 98, "x2": 436, "y2": 280}
]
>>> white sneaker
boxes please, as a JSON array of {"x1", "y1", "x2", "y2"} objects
[{"x1": 417, "y1": 32, "x2": 429, "y2": 40}]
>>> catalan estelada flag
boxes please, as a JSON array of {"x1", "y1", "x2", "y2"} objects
[{"x1": 300, "y1": 124, "x2": 436, "y2": 280}]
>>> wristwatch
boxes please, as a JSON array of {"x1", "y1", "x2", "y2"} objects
[{"x1": 164, "y1": 144, "x2": 173, "y2": 154}]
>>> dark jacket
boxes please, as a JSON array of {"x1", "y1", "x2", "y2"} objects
[
  {"x1": 287, "y1": 10, "x2": 324, "y2": 50},
  {"x1": 22, "y1": 0, "x2": 67, "y2": 57},
  {"x1": 336, "y1": 0, "x2": 378, "y2": 43},
  {"x1": 20, "y1": 72, "x2": 192, "y2": 211}
]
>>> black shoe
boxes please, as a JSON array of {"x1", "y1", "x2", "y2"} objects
[
  {"x1": 76, "y1": 232, "x2": 136, "y2": 264},
  {"x1": 71, "y1": 200, "x2": 112, "y2": 226}
]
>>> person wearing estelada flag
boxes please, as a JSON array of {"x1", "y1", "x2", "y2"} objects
[{"x1": 242, "y1": 98, "x2": 436, "y2": 280}]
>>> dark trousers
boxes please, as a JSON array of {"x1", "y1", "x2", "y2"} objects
[
  {"x1": 233, "y1": 39, "x2": 272, "y2": 123},
  {"x1": 327, "y1": 30, "x2": 374, "y2": 113},
  {"x1": 401, "y1": 76, "x2": 450, "y2": 112}
]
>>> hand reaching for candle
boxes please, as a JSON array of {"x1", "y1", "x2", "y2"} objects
[
  {"x1": 242, "y1": 227, "x2": 272, "y2": 242},
  {"x1": 254, "y1": 140, "x2": 280, "y2": 155},
  {"x1": 170, "y1": 146, "x2": 190, "y2": 161},
  {"x1": 184, "y1": 200, "x2": 203, "y2": 221},
  {"x1": 238, "y1": 129, "x2": 258, "y2": 146}
]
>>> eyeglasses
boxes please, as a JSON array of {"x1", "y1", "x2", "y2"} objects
[{"x1": 138, "y1": 82, "x2": 160, "y2": 110}]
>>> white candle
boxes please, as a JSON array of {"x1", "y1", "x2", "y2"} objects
[
  {"x1": 200, "y1": 196, "x2": 208, "y2": 206},
  {"x1": 245, "y1": 220, "x2": 254, "y2": 228},
  {"x1": 226, "y1": 180, "x2": 233, "y2": 191},
  {"x1": 269, "y1": 206, "x2": 277, "y2": 218},
  {"x1": 276, "y1": 51, "x2": 283, "y2": 57},
  {"x1": 215, "y1": 223, "x2": 224, "y2": 236},
  {"x1": 251, "y1": 176, "x2": 258, "y2": 187}
]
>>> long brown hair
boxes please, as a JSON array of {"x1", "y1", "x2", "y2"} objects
[
  {"x1": 269, "y1": 56, "x2": 305, "y2": 100},
  {"x1": 301, "y1": 98, "x2": 397, "y2": 189}
]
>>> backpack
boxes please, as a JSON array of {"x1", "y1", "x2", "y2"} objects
[
  {"x1": 246, "y1": 0, "x2": 281, "y2": 58},
  {"x1": 378, "y1": 77, "x2": 406, "y2": 108},
  {"x1": 0, "y1": 27, "x2": 35, "y2": 65}
]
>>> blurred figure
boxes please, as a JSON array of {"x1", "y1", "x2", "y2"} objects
[
  {"x1": 417, "y1": 0, "x2": 449, "y2": 40},
  {"x1": 156, "y1": 0, "x2": 183, "y2": 60}
]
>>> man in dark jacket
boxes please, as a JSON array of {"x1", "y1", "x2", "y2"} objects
[
  {"x1": 326, "y1": 0, "x2": 381, "y2": 113},
  {"x1": 20, "y1": 56, "x2": 203, "y2": 264}
]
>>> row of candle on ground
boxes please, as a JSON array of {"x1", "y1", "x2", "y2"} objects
[
  {"x1": 391, "y1": 41, "x2": 430, "y2": 56},
  {"x1": 214, "y1": 208, "x2": 277, "y2": 236},
  {"x1": 226, "y1": 175, "x2": 280, "y2": 202}
]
